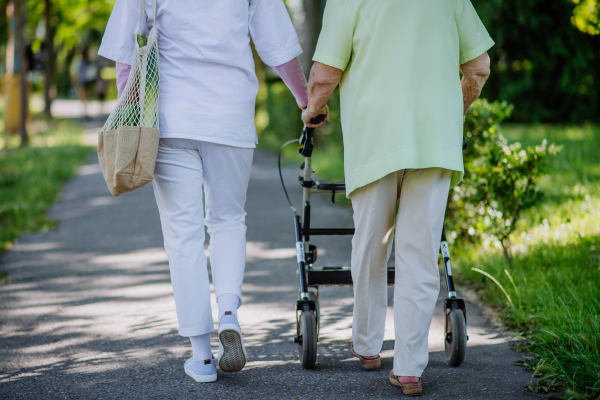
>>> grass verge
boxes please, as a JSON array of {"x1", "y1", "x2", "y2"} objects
[
  {"x1": 0, "y1": 121, "x2": 94, "y2": 255},
  {"x1": 455, "y1": 124, "x2": 600, "y2": 399}
]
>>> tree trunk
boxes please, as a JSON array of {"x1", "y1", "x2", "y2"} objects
[
  {"x1": 43, "y1": 0, "x2": 54, "y2": 119},
  {"x1": 15, "y1": 0, "x2": 28, "y2": 147},
  {"x1": 501, "y1": 237, "x2": 513, "y2": 266},
  {"x1": 301, "y1": 0, "x2": 324, "y2": 79}
]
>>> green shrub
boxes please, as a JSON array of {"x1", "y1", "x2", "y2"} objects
[{"x1": 446, "y1": 100, "x2": 560, "y2": 264}]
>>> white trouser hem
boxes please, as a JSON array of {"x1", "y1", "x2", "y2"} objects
[
  {"x1": 216, "y1": 289, "x2": 243, "y2": 306},
  {"x1": 179, "y1": 322, "x2": 217, "y2": 337}
]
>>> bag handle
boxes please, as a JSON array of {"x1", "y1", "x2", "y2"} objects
[{"x1": 138, "y1": 0, "x2": 157, "y2": 33}]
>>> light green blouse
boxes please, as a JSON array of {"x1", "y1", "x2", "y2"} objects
[{"x1": 313, "y1": 0, "x2": 494, "y2": 196}]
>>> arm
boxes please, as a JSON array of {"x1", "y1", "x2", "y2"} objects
[
  {"x1": 301, "y1": 61, "x2": 343, "y2": 127},
  {"x1": 460, "y1": 52, "x2": 490, "y2": 117},
  {"x1": 116, "y1": 62, "x2": 131, "y2": 99},
  {"x1": 273, "y1": 57, "x2": 308, "y2": 108}
]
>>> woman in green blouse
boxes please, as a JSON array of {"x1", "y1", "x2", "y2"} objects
[{"x1": 302, "y1": 0, "x2": 493, "y2": 395}]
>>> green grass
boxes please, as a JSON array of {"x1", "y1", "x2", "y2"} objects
[
  {"x1": 0, "y1": 121, "x2": 94, "y2": 255},
  {"x1": 455, "y1": 124, "x2": 600, "y2": 399}
]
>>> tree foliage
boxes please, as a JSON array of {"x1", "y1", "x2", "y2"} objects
[
  {"x1": 472, "y1": 0, "x2": 600, "y2": 123},
  {"x1": 24, "y1": 0, "x2": 115, "y2": 60},
  {"x1": 572, "y1": 0, "x2": 600, "y2": 35}
]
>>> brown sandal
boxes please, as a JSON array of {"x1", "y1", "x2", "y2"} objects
[
  {"x1": 350, "y1": 343, "x2": 381, "y2": 371},
  {"x1": 389, "y1": 370, "x2": 423, "y2": 396}
]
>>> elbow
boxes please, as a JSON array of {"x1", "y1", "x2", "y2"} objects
[
  {"x1": 461, "y1": 52, "x2": 491, "y2": 84},
  {"x1": 478, "y1": 53, "x2": 491, "y2": 80},
  {"x1": 475, "y1": 52, "x2": 491, "y2": 79}
]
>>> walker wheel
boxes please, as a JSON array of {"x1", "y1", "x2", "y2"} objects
[
  {"x1": 309, "y1": 291, "x2": 320, "y2": 337},
  {"x1": 297, "y1": 310, "x2": 318, "y2": 369},
  {"x1": 445, "y1": 309, "x2": 467, "y2": 367}
]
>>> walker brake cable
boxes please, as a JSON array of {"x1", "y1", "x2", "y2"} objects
[
  {"x1": 278, "y1": 138, "x2": 300, "y2": 215},
  {"x1": 278, "y1": 116, "x2": 325, "y2": 216}
]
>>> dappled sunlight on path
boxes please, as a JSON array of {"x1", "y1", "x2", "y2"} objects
[{"x1": 0, "y1": 148, "x2": 540, "y2": 399}]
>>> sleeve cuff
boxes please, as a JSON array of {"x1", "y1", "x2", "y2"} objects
[
  {"x1": 98, "y1": 44, "x2": 134, "y2": 65},
  {"x1": 261, "y1": 43, "x2": 303, "y2": 67},
  {"x1": 460, "y1": 37, "x2": 495, "y2": 65},
  {"x1": 312, "y1": 52, "x2": 348, "y2": 71}
]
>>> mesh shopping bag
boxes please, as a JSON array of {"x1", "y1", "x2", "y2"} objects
[{"x1": 98, "y1": 0, "x2": 160, "y2": 196}]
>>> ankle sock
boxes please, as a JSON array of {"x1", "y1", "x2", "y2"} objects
[
  {"x1": 217, "y1": 293, "x2": 240, "y2": 320},
  {"x1": 190, "y1": 333, "x2": 212, "y2": 362}
]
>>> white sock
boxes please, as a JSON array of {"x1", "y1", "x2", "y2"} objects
[
  {"x1": 217, "y1": 293, "x2": 240, "y2": 320},
  {"x1": 190, "y1": 333, "x2": 212, "y2": 362}
]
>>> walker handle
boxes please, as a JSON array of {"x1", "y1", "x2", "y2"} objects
[{"x1": 310, "y1": 114, "x2": 325, "y2": 125}]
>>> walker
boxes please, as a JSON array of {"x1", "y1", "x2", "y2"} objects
[{"x1": 278, "y1": 116, "x2": 468, "y2": 370}]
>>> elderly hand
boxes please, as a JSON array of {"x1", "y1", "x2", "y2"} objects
[{"x1": 301, "y1": 105, "x2": 329, "y2": 128}]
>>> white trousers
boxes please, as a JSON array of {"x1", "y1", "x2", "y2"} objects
[
  {"x1": 152, "y1": 138, "x2": 254, "y2": 337},
  {"x1": 350, "y1": 168, "x2": 452, "y2": 377}
]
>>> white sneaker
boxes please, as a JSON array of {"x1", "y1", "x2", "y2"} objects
[
  {"x1": 184, "y1": 356, "x2": 217, "y2": 383},
  {"x1": 217, "y1": 312, "x2": 247, "y2": 372}
]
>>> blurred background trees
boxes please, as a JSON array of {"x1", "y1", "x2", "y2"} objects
[
  {"x1": 1, "y1": 0, "x2": 115, "y2": 145},
  {"x1": 472, "y1": 0, "x2": 600, "y2": 123},
  {"x1": 0, "y1": 0, "x2": 598, "y2": 134}
]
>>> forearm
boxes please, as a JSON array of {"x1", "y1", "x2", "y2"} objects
[
  {"x1": 307, "y1": 62, "x2": 343, "y2": 113},
  {"x1": 461, "y1": 76, "x2": 485, "y2": 115},
  {"x1": 274, "y1": 57, "x2": 308, "y2": 108},
  {"x1": 460, "y1": 52, "x2": 490, "y2": 116}
]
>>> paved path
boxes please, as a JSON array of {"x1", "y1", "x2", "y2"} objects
[
  {"x1": 50, "y1": 99, "x2": 119, "y2": 120},
  {"x1": 0, "y1": 127, "x2": 539, "y2": 399}
]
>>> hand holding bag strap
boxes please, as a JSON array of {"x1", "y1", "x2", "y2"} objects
[{"x1": 138, "y1": 0, "x2": 157, "y2": 33}]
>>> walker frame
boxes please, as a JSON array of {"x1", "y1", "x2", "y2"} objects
[{"x1": 279, "y1": 119, "x2": 468, "y2": 369}]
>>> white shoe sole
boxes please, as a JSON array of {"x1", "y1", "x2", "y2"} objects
[
  {"x1": 184, "y1": 367, "x2": 217, "y2": 383},
  {"x1": 218, "y1": 323, "x2": 247, "y2": 372}
]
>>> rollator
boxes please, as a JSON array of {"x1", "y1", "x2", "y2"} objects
[{"x1": 278, "y1": 116, "x2": 468, "y2": 370}]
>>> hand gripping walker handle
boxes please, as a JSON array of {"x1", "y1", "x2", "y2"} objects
[{"x1": 310, "y1": 114, "x2": 325, "y2": 125}]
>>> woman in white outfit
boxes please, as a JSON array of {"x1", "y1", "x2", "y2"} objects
[{"x1": 99, "y1": 0, "x2": 309, "y2": 382}]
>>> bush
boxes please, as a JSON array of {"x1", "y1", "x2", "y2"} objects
[{"x1": 447, "y1": 99, "x2": 560, "y2": 263}]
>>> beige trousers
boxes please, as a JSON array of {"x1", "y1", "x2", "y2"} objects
[{"x1": 350, "y1": 168, "x2": 452, "y2": 377}]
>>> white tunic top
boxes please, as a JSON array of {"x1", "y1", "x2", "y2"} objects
[{"x1": 99, "y1": 0, "x2": 302, "y2": 148}]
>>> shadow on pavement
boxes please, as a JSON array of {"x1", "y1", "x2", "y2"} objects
[{"x1": 0, "y1": 150, "x2": 542, "y2": 399}]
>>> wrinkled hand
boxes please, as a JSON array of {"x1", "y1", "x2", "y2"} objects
[{"x1": 301, "y1": 105, "x2": 329, "y2": 128}]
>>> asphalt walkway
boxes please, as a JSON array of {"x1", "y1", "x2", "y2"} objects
[{"x1": 0, "y1": 117, "x2": 540, "y2": 399}]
